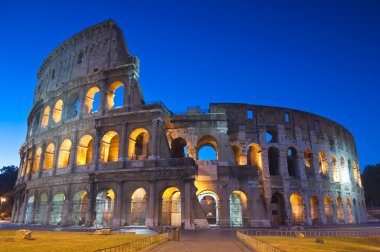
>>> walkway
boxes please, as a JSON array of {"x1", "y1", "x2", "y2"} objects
[{"x1": 152, "y1": 229, "x2": 252, "y2": 252}]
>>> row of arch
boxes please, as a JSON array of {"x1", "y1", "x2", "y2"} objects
[
  {"x1": 29, "y1": 81, "x2": 126, "y2": 135},
  {"x1": 21, "y1": 128, "x2": 150, "y2": 176},
  {"x1": 271, "y1": 192, "x2": 362, "y2": 225}
]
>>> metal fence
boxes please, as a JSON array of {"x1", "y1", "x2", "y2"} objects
[
  {"x1": 93, "y1": 233, "x2": 168, "y2": 252},
  {"x1": 238, "y1": 229, "x2": 380, "y2": 238},
  {"x1": 237, "y1": 231, "x2": 285, "y2": 252}
]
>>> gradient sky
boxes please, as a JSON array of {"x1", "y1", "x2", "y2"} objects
[{"x1": 0, "y1": 0, "x2": 379, "y2": 171}]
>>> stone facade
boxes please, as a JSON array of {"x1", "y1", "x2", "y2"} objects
[{"x1": 12, "y1": 20, "x2": 366, "y2": 229}]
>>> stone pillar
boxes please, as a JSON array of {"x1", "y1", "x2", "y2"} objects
[
  {"x1": 219, "y1": 184, "x2": 230, "y2": 227},
  {"x1": 149, "y1": 118, "x2": 162, "y2": 159},
  {"x1": 146, "y1": 180, "x2": 156, "y2": 227},
  {"x1": 332, "y1": 197, "x2": 339, "y2": 224},
  {"x1": 303, "y1": 194, "x2": 312, "y2": 225},
  {"x1": 318, "y1": 195, "x2": 327, "y2": 225},
  {"x1": 184, "y1": 180, "x2": 192, "y2": 229},
  {"x1": 85, "y1": 182, "x2": 96, "y2": 227},
  {"x1": 38, "y1": 143, "x2": 46, "y2": 178},
  {"x1": 297, "y1": 153, "x2": 307, "y2": 181},
  {"x1": 313, "y1": 152, "x2": 321, "y2": 181},
  {"x1": 27, "y1": 147, "x2": 35, "y2": 181},
  {"x1": 44, "y1": 189, "x2": 53, "y2": 225},
  {"x1": 62, "y1": 187, "x2": 72, "y2": 226},
  {"x1": 93, "y1": 129, "x2": 101, "y2": 171},
  {"x1": 124, "y1": 75, "x2": 133, "y2": 108},
  {"x1": 112, "y1": 182, "x2": 123, "y2": 227},
  {"x1": 52, "y1": 138, "x2": 60, "y2": 176},
  {"x1": 119, "y1": 123, "x2": 128, "y2": 162},
  {"x1": 21, "y1": 190, "x2": 29, "y2": 223},
  {"x1": 99, "y1": 84, "x2": 107, "y2": 115},
  {"x1": 70, "y1": 133, "x2": 78, "y2": 173}
]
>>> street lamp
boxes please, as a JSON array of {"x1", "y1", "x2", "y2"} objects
[{"x1": 0, "y1": 197, "x2": 6, "y2": 209}]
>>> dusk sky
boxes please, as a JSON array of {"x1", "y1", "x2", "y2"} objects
[{"x1": 0, "y1": 0, "x2": 379, "y2": 170}]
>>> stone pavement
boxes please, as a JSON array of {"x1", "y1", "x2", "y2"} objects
[{"x1": 152, "y1": 229, "x2": 252, "y2": 252}]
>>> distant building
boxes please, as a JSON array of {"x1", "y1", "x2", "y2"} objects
[{"x1": 12, "y1": 20, "x2": 365, "y2": 228}]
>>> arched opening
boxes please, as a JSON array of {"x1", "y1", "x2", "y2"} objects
[
  {"x1": 198, "y1": 190, "x2": 219, "y2": 225},
  {"x1": 287, "y1": 147, "x2": 297, "y2": 177},
  {"x1": 95, "y1": 189, "x2": 115, "y2": 227},
  {"x1": 268, "y1": 147, "x2": 280, "y2": 176},
  {"x1": 290, "y1": 193, "x2": 305, "y2": 224},
  {"x1": 128, "y1": 128, "x2": 149, "y2": 160},
  {"x1": 100, "y1": 131, "x2": 119, "y2": 162},
  {"x1": 34, "y1": 193, "x2": 48, "y2": 224},
  {"x1": 271, "y1": 193, "x2": 285, "y2": 225},
  {"x1": 25, "y1": 196, "x2": 34, "y2": 224},
  {"x1": 161, "y1": 187, "x2": 181, "y2": 226},
  {"x1": 72, "y1": 191, "x2": 88, "y2": 226},
  {"x1": 229, "y1": 191, "x2": 248, "y2": 227},
  {"x1": 346, "y1": 197, "x2": 354, "y2": 224},
  {"x1": 171, "y1": 137, "x2": 187, "y2": 158},
  {"x1": 107, "y1": 81, "x2": 124, "y2": 109},
  {"x1": 319, "y1": 151, "x2": 328, "y2": 175},
  {"x1": 52, "y1": 99, "x2": 63, "y2": 123},
  {"x1": 33, "y1": 147, "x2": 42, "y2": 173},
  {"x1": 66, "y1": 94, "x2": 79, "y2": 119},
  {"x1": 324, "y1": 195, "x2": 334, "y2": 224},
  {"x1": 197, "y1": 135, "x2": 218, "y2": 160},
  {"x1": 331, "y1": 156, "x2": 339, "y2": 182},
  {"x1": 340, "y1": 157, "x2": 349, "y2": 183},
  {"x1": 41, "y1": 106, "x2": 50, "y2": 129},
  {"x1": 84, "y1": 87, "x2": 100, "y2": 114},
  {"x1": 337, "y1": 196, "x2": 345, "y2": 223},
  {"x1": 43, "y1": 143, "x2": 55, "y2": 170},
  {"x1": 50, "y1": 193, "x2": 65, "y2": 225},
  {"x1": 310, "y1": 196, "x2": 320, "y2": 224},
  {"x1": 304, "y1": 149, "x2": 313, "y2": 169},
  {"x1": 130, "y1": 188, "x2": 147, "y2": 226},
  {"x1": 247, "y1": 144, "x2": 262, "y2": 168},
  {"x1": 57, "y1": 139, "x2": 72, "y2": 168},
  {"x1": 232, "y1": 145, "x2": 240, "y2": 164},
  {"x1": 76, "y1": 135, "x2": 93, "y2": 165}
]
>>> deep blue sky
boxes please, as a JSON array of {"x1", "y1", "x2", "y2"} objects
[{"x1": 0, "y1": 0, "x2": 379, "y2": 171}]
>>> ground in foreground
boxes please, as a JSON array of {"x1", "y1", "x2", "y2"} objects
[
  {"x1": 257, "y1": 236, "x2": 380, "y2": 252},
  {"x1": 0, "y1": 230, "x2": 151, "y2": 252}
]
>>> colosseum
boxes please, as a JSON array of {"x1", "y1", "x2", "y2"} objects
[{"x1": 12, "y1": 19, "x2": 366, "y2": 229}]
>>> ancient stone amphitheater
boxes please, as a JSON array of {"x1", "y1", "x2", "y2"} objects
[{"x1": 12, "y1": 20, "x2": 366, "y2": 229}]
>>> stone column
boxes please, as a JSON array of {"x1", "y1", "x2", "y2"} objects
[
  {"x1": 313, "y1": 152, "x2": 321, "y2": 181},
  {"x1": 303, "y1": 193, "x2": 312, "y2": 225},
  {"x1": 146, "y1": 180, "x2": 156, "y2": 228},
  {"x1": 112, "y1": 182, "x2": 123, "y2": 227},
  {"x1": 93, "y1": 129, "x2": 101, "y2": 171},
  {"x1": 297, "y1": 153, "x2": 307, "y2": 181},
  {"x1": 70, "y1": 133, "x2": 78, "y2": 174},
  {"x1": 119, "y1": 123, "x2": 128, "y2": 162},
  {"x1": 99, "y1": 83, "x2": 107, "y2": 115},
  {"x1": 318, "y1": 194, "x2": 327, "y2": 225},
  {"x1": 332, "y1": 197, "x2": 339, "y2": 224},
  {"x1": 21, "y1": 190, "x2": 29, "y2": 223},
  {"x1": 44, "y1": 188, "x2": 53, "y2": 225},
  {"x1": 52, "y1": 138, "x2": 60, "y2": 176},
  {"x1": 27, "y1": 147, "x2": 35, "y2": 181},
  {"x1": 38, "y1": 143, "x2": 46, "y2": 178},
  {"x1": 124, "y1": 75, "x2": 133, "y2": 108},
  {"x1": 184, "y1": 180, "x2": 192, "y2": 229},
  {"x1": 219, "y1": 184, "x2": 230, "y2": 227},
  {"x1": 149, "y1": 118, "x2": 162, "y2": 159},
  {"x1": 85, "y1": 182, "x2": 96, "y2": 227}
]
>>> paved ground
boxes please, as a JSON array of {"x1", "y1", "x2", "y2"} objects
[{"x1": 152, "y1": 229, "x2": 252, "y2": 252}]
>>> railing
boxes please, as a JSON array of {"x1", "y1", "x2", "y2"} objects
[
  {"x1": 238, "y1": 229, "x2": 380, "y2": 238},
  {"x1": 93, "y1": 233, "x2": 168, "y2": 252},
  {"x1": 237, "y1": 231, "x2": 285, "y2": 252}
]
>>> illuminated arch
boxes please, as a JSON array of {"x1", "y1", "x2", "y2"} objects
[
  {"x1": 72, "y1": 190, "x2": 88, "y2": 226},
  {"x1": 128, "y1": 128, "x2": 149, "y2": 160},
  {"x1": 106, "y1": 81, "x2": 124, "y2": 110},
  {"x1": 197, "y1": 135, "x2": 218, "y2": 160},
  {"x1": 171, "y1": 137, "x2": 187, "y2": 158},
  {"x1": 130, "y1": 188, "x2": 147, "y2": 226},
  {"x1": 35, "y1": 192, "x2": 48, "y2": 224},
  {"x1": 230, "y1": 190, "x2": 248, "y2": 227},
  {"x1": 41, "y1": 106, "x2": 50, "y2": 128},
  {"x1": 84, "y1": 86, "x2": 100, "y2": 114},
  {"x1": 331, "y1": 156, "x2": 339, "y2": 182},
  {"x1": 57, "y1": 139, "x2": 72, "y2": 168},
  {"x1": 76, "y1": 135, "x2": 93, "y2": 165},
  {"x1": 197, "y1": 190, "x2": 219, "y2": 225},
  {"x1": 50, "y1": 193, "x2": 65, "y2": 225},
  {"x1": 310, "y1": 195, "x2": 320, "y2": 223},
  {"x1": 33, "y1": 147, "x2": 42, "y2": 173},
  {"x1": 318, "y1": 151, "x2": 328, "y2": 175},
  {"x1": 100, "y1": 131, "x2": 119, "y2": 162},
  {"x1": 95, "y1": 189, "x2": 115, "y2": 227},
  {"x1": 43, "y1": 143, "x2": 55, "y2": 170},
  {"x1": 336, "y1": 196, "x2": 345, "y2": 223},
  {"x1": 324, "y1": 195, "x2": 334, "y2": 224},
  {"x1": 346, "y1": 197, "x2": 354, "y2": 224},
  {"x1": 247, "y1": 143, "x2": 262, "y2": 168},
  {"x1": 304, "y1": 149, "x2": 313, "y2": 168},
  {"x1": 52, "y1": 99, "x2": 63, "y2": 123},
  {"x1": 161, "y1": 187, "x2": 181, "y2": 226},
  {"x1": 290, "y1": 193, "x2": 305, "y2": 224}
]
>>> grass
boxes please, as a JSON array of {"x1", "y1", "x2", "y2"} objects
[
  {"x1": 256, "y1": 236, "x2": 380, "y2": 252},
  {"x1": 0, "y1": 230, "x2": 152, "y2": 252}
]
